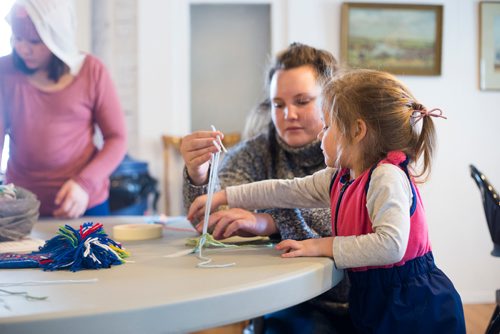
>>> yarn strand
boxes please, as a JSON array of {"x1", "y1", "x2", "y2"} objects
[{"x1": 196, "y1": 126, "x2": 234, "y2": 268}]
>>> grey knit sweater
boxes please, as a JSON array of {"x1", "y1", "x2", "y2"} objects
[{"x1": 182, "y1": 127, "x2": 331, "y2": 240}]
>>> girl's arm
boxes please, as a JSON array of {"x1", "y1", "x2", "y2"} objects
[
  {"x1": 185, "y1": 136, "x2": 332, "y2": 239},
  {"x1": 226, "y1": 167, "x2": 335, "y2": 210},
  {"x1": 187, "y1": 168, "x2": 334, "y2": 221},
  {"x1": 332, "y1": 164, "x2": 412, "y2": 268},
  {"x1": 274, "y1": 165, "x2": 412, "y2": 265}
]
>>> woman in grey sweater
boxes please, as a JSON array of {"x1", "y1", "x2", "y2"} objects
[{"x1": 181, "y1": 43, "x2": 353, "y2": 334}]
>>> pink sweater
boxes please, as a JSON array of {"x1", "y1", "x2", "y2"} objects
[{"x1": 0, "y1": 54, "x2": 127, "y2": 216}]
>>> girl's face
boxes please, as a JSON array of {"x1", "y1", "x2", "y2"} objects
[
  {"x1": 318, "y1": 111, "x2": 342, "y2": 168},
  {"x1": 319, "y1": 110, "x2": 354, "y2": 170},
  {"x1": 319, "y1": 108, "x2": 367, "y2": 177},
  {"x1": 270, "y1": 65, "x2": 323, "y2": 148},
  {"x1": 12, "y1": 34, "x2": 52, "y2": 72}
]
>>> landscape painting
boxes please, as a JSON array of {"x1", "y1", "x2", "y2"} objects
[
  {"x1": 341, "y1": 3, "x2": 443, "y2": 76},
  {"x1": 480, "y1": 2, "x2": 500, "y2": 90}
]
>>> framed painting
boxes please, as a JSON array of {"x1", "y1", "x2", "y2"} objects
[
  {"x1": 479, "y1": 2, "x2": 500, "y2": 90},
  {"x1": 341, "y1": 3, "x2": 443, "y2": 75}
]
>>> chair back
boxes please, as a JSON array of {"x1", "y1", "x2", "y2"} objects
[
  {"x1": 469, "y1": 164, "x2": 500, "y2": 256},
  {"x1": 162, "y1": 133, "x2": 241, "y2": 215}
]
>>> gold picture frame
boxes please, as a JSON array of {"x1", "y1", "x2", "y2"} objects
[
  {"x1": 341, "y1": 3, "x2": 443, "y2": 75},
  {"x1": 479, "y1": 2, "x2": 500, "y2": 90}
]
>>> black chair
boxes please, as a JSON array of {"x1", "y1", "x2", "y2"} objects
[{"x1": 469, "y1": 164, "x2": 500, "y2": 334}]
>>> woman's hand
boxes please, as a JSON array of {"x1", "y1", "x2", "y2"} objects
[
  {"x1": 187, "y1": 190, "x2": 228, "y2": 222},
  {"x1": 180, "y1": 130, "x2": 224, "y2": 185},
  {"x1": 53, "y1": 180, "x2": 89, "y2": 218},
  {"x1": 276, "y1": 237, "x2": 334, "y2": 258},
  {"x1": 195, "y1": 209, "x2": 278, "y2": 239}
]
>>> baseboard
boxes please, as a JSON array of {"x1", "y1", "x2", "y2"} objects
[{"x1": 460, "y1": 291, "x2": 497, "y2": 304}]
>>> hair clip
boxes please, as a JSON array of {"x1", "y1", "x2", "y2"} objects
[{"x1": 411, "y1": 108, "x2": 447, "y2": 124}]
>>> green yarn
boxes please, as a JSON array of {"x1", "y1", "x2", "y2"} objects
[
  {"x1": 58, "y1": 225, "x2": 78, "y2": 248},
  {"x1": 187, "y1": 233, "x2": 238, "y2": 253},
  {"x1": 186, "y1": 234, "x2": 275, "y2": 251}
]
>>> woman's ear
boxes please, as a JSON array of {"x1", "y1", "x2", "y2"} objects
[{"x1": 352, "y1": 119, "x2": 367, "y2": 144}]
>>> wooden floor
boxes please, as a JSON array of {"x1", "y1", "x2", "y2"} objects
[
  {"x1": 464, "y1": 303, "x2": 496, "y2": 334},
  {"x1": 191, "y1": 304, "x2": 496, "y2": 334}
]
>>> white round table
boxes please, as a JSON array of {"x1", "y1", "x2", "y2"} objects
[{"x1": 0, "y1": 216, "x2": 343, "y2": 334}]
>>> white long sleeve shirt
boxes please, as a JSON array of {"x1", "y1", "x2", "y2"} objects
[{"x1": 226, "y1": 165, "x2": 413, "y2": 269}]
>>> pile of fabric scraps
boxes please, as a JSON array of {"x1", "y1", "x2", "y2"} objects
[{"x1": 0, "y1": 222, "x2": 129, "y2": 271}]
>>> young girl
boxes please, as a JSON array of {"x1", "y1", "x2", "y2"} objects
[{"x1": 188, "y1": 69, "x2": 466, "y2": 333}]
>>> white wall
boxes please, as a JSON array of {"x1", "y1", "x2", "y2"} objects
[
  {"x1": 75, "y1": 0, "x2": 91, "y2": 53},
  {"x1": 135, "y1": 1, "x2": 191, "y2": 215},
  {"x1": 79, "y1": 0, "x2": 500, "y2": 303}
]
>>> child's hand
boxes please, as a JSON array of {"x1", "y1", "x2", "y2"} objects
[
  {"x1": 187, "y1": 190, "x2": 228, "y2": 222},
  {"x1": 195, "y1": 209, "x2": 277, "y2": 239},
  {"x1": 276, "y1": 237, "x2": 334, "y2": 258}
]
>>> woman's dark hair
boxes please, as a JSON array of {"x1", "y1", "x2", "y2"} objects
[
  {"x1": 13, "y1": 49, "x2": 68, "y2": 82},
  {"x1": 243, "y1": 42, "x2": 338, "y2": 139},
  {"x1": 266, "y1": 42, "x2": 338, "y2": 87}
]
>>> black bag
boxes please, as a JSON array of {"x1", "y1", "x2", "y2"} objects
[{"x1": 109, "y1": 155, "x2": 159, "y2": 215}]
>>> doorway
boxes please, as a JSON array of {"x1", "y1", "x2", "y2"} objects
[{"x1": 190, "y1": 4, "x2": 271, "y2": 134}]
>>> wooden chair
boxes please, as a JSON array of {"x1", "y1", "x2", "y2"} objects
[{"x1": 162, "y1": 133, "x2": 241, "y2": 215}]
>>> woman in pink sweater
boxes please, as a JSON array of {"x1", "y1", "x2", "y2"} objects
[{"x1": 0, "y1": 0, "x2": 127, "y2": 218}]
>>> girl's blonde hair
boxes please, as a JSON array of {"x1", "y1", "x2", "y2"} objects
[{"x1": 323, "y1": 69, "x2": 441, "y2": 179}]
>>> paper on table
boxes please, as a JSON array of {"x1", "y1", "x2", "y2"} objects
[
  {"x1": 219, "y1": 236, "x2": 270, "y2": 244},
  {"x1": 185, "y1": 235, "x2": 272, "y2": 248},
  {"x1": 0, "y1": 237, "x2": 45, "y2": 254}
]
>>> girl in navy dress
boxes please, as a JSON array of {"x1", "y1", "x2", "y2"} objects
[{"x1": 189, "y1": 69, "x2": 466, "y2": 333}]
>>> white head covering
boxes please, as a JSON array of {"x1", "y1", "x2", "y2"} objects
[{"x1": 7, "y1": 0, "x2": 86, "y2": 75}]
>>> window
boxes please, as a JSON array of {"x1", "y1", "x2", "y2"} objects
[{"x1": 0, "y1": 0, "x2": 14, "y2": 174}]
